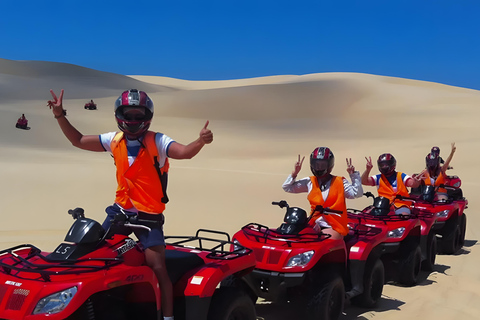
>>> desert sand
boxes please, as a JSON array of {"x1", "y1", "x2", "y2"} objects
[{"x1": 1, "y1": 58, "x2": 479, "y2": 319}]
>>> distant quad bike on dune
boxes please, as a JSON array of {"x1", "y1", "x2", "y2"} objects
[
  {"x1": 347, "y1": 192, "x2": 424, "y2": 287},
  {"x1": 0, "y1": 208, "x2": 257, "y2": 320},
  {"x1": 84, "y1": 101, "x2": 97, "y2": 110},
  {"x1": 231, "y1": 200, "x2": 385, "y2": 320},
  {"x1": 409, "y1": 178, "x2": 468, "y2": 255}
]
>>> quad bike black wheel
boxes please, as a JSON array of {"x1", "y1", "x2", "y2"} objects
[
  {"x1": 459, "y1": 214, "x2": 467, "y2": 248},
  {"x1": 306, "y1": 274, "x2": 345, "y2": 320},
  {"x1": 207, "y1": 287, "x2": 256, "y2": 320},
  {"x1": 442, "y1": 224, "x2": 462, "y2": 254},
  {"x1": 421, "y1": 233, "x2": 437, "y2": 271},
  {"x1": 352, "y1": 259, "x2": 384, "y2": 308},
  {"x1": 398, "y1": 245, "x2": 422, "y2": 286}
]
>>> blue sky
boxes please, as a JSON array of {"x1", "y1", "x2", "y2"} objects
[{"x1": 2, "y1": 0, "x2": 480, "y2": 89}]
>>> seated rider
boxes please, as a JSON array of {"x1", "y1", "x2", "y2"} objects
[
  {"x1": 431, "y1": 146, "x2": 453, "y2": 170},
  {"x1": 423, "y1": 143, "x2": 456, "y2": 201},
  {"x1": 282, "y1": 147, "x2": 363, "y2": 240},
  {"x1": 361, "y1": 153, "x2": 425, "y2": 215},
  {"x1": 17, "y1": 114, "x2": 28, "y2": 126}
]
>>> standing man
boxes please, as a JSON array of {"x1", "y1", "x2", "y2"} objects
[{"x1": 48, "y1": 89, "x2": 213, "y2": 320}]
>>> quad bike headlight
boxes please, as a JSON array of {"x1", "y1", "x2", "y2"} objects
[
  {"x1": 436, "y1": 210, "x2": 450, "y2": 218},
  {"x1": 387, "y1": 227, "x2": 406, "y2": 238},
  {"x1": 33, "y1": 286, "x2": 77, "y2": 315},
  {"x1": 286, "y1": 250, "x2": 314, "y2": 267}
]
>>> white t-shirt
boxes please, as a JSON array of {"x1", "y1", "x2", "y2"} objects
[{"x1": 99, "y1": 132, "x2": 174, "y2": 168}]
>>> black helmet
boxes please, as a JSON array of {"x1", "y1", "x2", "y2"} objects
[
  {"x1": 426, "y1": 152, "x2": 440, "y2": 172},
  {"x1": 114, "y1": 89, "x2": 154, "y2": 138},
  {"x1": 431, "y1": 146, "x2": 440, "y2": 156},
  {"x1": 310, "y1": 147, "x2": 335, "y2": 178},
  {"x1": 377, "y1": 153, "x2": 396, "y2": 176}
]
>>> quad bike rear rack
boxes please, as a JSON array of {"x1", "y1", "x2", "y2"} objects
[
  {"x1": 0, "y1": 244, "x2": 123, "y2": 282},
  {"x1": 165, "y1": 228, "x2": 252, "y2": 260}
]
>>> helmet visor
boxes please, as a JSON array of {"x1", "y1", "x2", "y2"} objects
[
  {"x1": 311, "y1": 160, "x2": 330, "y2": 172},
  {"x1": 378, "y1": 161, "x2": 393, "y2": 175}
]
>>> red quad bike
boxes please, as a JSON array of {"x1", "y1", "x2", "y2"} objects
[
  {"x1": 346, "y1": 192, "x2": 423, "y2": 289},
  {"x1": 409, "y1": 178, "x2": 468, "y2": 255},
  {"x1": 233, "y1": 200, "x2": 373, "y2": 320},
  {"x1": 0, "y1": 208, "x2": 257, "y2": 320},
  {"x1": 84, "y1": 102, "x2": 97, "y2": 110}
]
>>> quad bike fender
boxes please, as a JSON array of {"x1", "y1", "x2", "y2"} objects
[{"x1": 181, "y1": 257, "x2": 255, "y2": 298}]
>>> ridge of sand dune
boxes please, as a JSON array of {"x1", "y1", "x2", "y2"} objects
[
  {"x1": 0, "y1": 58, "x2": 174, "y2": 101},
  {"x1": 0, "y1": 59, "x2": 479, "y2": 320}
]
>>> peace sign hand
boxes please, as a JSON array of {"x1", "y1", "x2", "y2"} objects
[
  {"x1": 346, "y1": 158, "x2": 355, "y2": 174},
  {"x1": 292, "y1": 154, "x2": 304, "y2": 178},
  {"x1": 365, "y1": 156, "x2": 373, "y2": 170},
  {"x1": 47, "y1": 89, "x2": 65, "y2": 118}
]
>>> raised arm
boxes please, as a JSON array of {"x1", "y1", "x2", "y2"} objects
[
  {"x1": 361, "y1": 156, "x2": 375, "y2": 186},
  {"x1": 441, "y1": 143, "x2": 456, "y2": 174},
  {"x1": 167, "y1": 121, "x2": 213, "y2": 159},
  {"x1": 47, "y1": 89, "x2": 104, "y2": 152}
]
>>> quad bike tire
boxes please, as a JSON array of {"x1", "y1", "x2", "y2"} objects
[
  {"x1": 351, "y1": 259, "x2": 384, "y2": 308},
  {"x1": 421, "y1": 233, "x2": 437, "y2": 271},
  {"x1": 306, "y1": 274, "x2": 345, "y2": 320},
  {"x1": 459, "y1": 214, "x2": 467, "y2": 248},
  {"x1": 207, "y1": 287, "x2": 256, "y2": 320},
  {"x1": 441, "y1": 222, "x2": 462, "y2": 254},
  {"x1": 398, "y1": 245, "x2": 422, "y2": 286}
]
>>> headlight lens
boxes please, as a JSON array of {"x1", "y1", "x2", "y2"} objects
[
  {"x1": 286, "y1": 250, "x2": 314, "y2": 267},
  {"x1": 33, "y1": 287, "x2": 77, "y2": 315},
  {"x1": 387, "y1": 227, "x2": 406, "y2": 238},
  {"x1": 436, "y1": 210, "x2": 450, "y2": 218}
]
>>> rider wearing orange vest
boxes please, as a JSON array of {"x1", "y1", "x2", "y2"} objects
[
  {"x1": 307, "y1": 175, "x2": 349, "y2": 236},
  {"x1": 422, "y1": 143, "x2": 456, "y2": 200},
  {"x1": 361, "y1": 153, "x2": 424, "y2": 214},
  {"x1": 283, "y1": 147, "x2": 363, "y2": 239},
  {"x1": 48, "y1": 89, "x2": 213, "y2": 320}
]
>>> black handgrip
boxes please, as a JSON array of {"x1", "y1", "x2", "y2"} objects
[{"x1": 272, "y1": 200, "x2": 289, "y2": 208}]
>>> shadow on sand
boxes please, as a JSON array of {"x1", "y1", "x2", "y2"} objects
[{"x1": 255, "y1": 295, "x2": 405, "y2": 320}]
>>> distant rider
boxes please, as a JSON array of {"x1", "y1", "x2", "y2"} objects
[
  {"x1": 283, "y1": 147, "x2": 363, "y2": 240},
  {"x1": 422, "y1": 143, "x2": 456, "y2": 201}
]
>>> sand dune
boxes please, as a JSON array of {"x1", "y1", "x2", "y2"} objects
[{"x1": 0, "y1": 59, "x2": 479, "y2": 319}]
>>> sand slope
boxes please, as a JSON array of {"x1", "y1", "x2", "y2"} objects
[{"x1": 0, "y1": 59, "x2": 479, "y2": 319}]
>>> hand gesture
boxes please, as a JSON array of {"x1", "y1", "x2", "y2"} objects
[
  {"x1": 200, "y1": 120, "x2": 213, "y2": 144},
  {"x1": 292, "y1": 154, "x2": 304, "y2": 178},
  {"x1": 346, "y1": 158, "x2": 355, "y2": 174},
  {"x1": 451, "y1": 142, "x2": 456, "y2": 154},
  {"x1": 365, "y1": 156, "x2": 373, "y2": 170},
  {"x1": 47, "y1": 89, "x2": 65, "y2": 118},
  {"x1": 414, "y1": 169, "x2": 427, "y2": 182}
]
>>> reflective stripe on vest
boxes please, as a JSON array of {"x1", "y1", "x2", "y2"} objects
[
  {"x1": 307, "y1": 176, "x2": 348, "y2": 236},
  {"x1": 378, "y1": 172, "x2": 411, "y2": 208},
  {"x1": 110, "y1": 131, "x2": 169, "y2": 214}
]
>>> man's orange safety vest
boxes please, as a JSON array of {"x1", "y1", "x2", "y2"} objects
[{"x1": 110, "y1": 131, "x2": 169, "y2": 214}]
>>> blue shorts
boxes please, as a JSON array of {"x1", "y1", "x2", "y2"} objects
[{"x1": 102, "y1": 204, "x2": 165, "y2": 249}]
